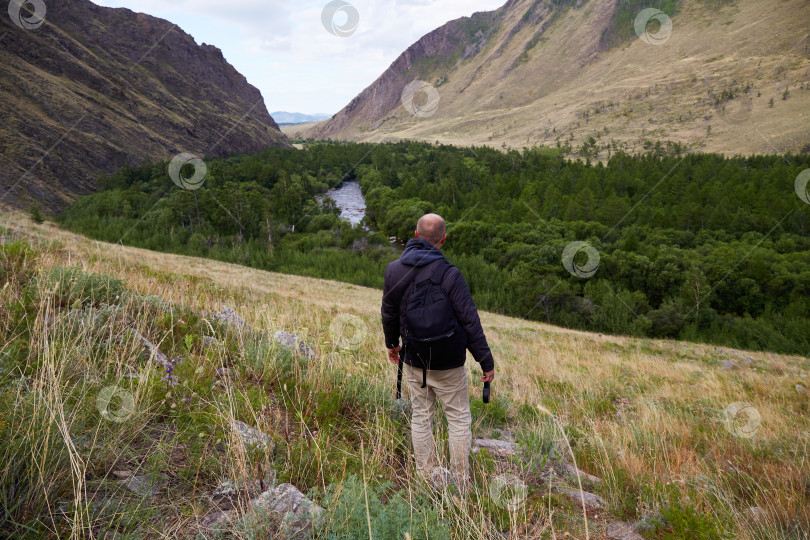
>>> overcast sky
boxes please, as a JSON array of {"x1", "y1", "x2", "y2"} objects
[{"x1": 91, "y1": 0, "x2": 506, "y2": 115}]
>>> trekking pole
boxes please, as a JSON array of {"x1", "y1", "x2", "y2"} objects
[
  {"x1": 396, "y1": 346, "x2": 404, "y2": 399},
  {"x1": 483, "y1": 381, "x2": 490, "y2": 404},
  {"x1": 396, "y1": 357, "x2": 403, "y2": 399}
]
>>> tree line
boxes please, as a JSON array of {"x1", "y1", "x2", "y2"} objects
[{"x1": 59, "y1": 141, "x2": 810, "y2": 356}]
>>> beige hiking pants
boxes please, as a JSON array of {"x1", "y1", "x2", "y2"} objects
[{"x1": 403, "y1": 363, "x2": 471, "y2": 483}]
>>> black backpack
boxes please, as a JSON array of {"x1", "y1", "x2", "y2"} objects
[
  {"x1": 404, "y1": 261, "x2": 457, "y2": 344},
  {"x1": 400, "y1": 261, "x2": 467, "y2": 390}
]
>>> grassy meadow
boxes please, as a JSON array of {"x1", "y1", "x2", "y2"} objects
[{"x1": 1, "y1": 213, "x2": 808, "y2": 539}]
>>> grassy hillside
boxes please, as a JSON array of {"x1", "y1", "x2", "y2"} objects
[
  {"x1": 1, "y1": 212, "x2": 808, "y2": 538},
  {"x1": 305, "y1": 0, "x2": 810, "y2": 158}
]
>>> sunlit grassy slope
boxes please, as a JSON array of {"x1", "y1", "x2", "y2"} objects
[
  {"x1": 303, "y1": 0, "x2": 810, "y2": 158},
  {"x1": 2, "y1": 212, "x2": 808, "y2": 539}
]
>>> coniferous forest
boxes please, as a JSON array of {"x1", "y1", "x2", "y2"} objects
[{"x1": 59, "y1": 141, "x2": 810, "y2": 356}]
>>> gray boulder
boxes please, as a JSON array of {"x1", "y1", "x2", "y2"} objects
[
  {"x1": 472, "y1": 438, "x2": 519, "y2": 456},
  {"x1": 199, "y1": 509, "x2": 235, "y2": 530},
  {"x1": 606, "y1": 521, "x2": 645, "y2": 540},
  {"x1": 130, "y1": 329, "x2": 172, "y2": 370},
  {"x1": 274, "y1": 330, "x2": 316, "y2": 360},
  {"x1": 213, "y1": 305, "x2": 250, "y2": 331},
  {"x1": 231, "y1": 420, "x2": 273, "y2": 450},
  {"x1": 562, "y1": 463, "x2": 602, "y2": 484},
  {"x1": 123, "y1": 473, "x2": 169, "y2": 497},
  {"x1": 558, "y1": 488, "x2": 605, "y2": 509},
  {"x1": 251, "y1": 483, "x2": 324, "y2": 538}
]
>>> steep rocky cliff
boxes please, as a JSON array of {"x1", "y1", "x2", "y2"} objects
[{"x1": 0, "y1": 0, "x2": 288, "y2": 211}]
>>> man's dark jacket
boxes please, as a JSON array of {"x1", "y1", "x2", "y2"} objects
[{"x1": 381, "y1": 238, "x2": 494, "y2": 373}]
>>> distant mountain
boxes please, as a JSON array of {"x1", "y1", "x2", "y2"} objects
[
  {"x1": 271, "y1": 112, "x2": 332, "y2": 125},
  {"x1": 0, "y1": 0, "x2": 288, "y2": 211},
  {"x1": 304, "y1": 0, "x2": 810, "y2": 157}
]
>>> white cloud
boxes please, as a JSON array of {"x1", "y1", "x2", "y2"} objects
[{"x1": 90, "y1": 0, "x2": 506, "y2": 113}]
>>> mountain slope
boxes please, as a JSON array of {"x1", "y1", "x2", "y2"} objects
[
  {"x1": 0, "y1": 0, "x2": 288, "y2": 212},
  {"x1": 303, "y1": 0, "x2": 810, "y2": 156},
  {"x1": 3, "y1": 211, "x2": 809, "y2": 537}
]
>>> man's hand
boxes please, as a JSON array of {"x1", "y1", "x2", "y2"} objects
[
  {"x1": 481, "y1": 370, "x2": 495, "y2": 383},
  {"x1": 387, "y1": 346, "x2": 401, "y2": 365}
]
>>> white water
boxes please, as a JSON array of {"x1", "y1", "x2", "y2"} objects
[{"x1": 318, "y1": 181, "x2": 366, "y2": 226}]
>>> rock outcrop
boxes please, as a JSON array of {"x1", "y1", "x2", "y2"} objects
[{"x1": 0, "y1": 0, "x2": 288, "y2": 211}]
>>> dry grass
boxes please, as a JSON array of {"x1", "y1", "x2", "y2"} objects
[
  {"x1": 2, "y1": 212, "x2": 809, "y2": 538},
  {"x1": 305, "y1": 0, "x2": 810, "y2": 158}
]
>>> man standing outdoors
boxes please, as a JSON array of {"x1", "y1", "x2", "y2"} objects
[{"x1": 381, "y1": 213, "x2": 495, "y2": 489}]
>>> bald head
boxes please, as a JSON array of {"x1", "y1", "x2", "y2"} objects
[{"x1": 416, "y1": 213, "x2": 447, "y2": 247}]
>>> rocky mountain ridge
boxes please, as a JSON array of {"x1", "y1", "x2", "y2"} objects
[{"x1": 0, "y1": 0, "x2": 288, "y2": 211}]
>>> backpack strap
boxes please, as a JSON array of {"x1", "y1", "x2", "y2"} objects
[{"x1": 428, "y1": 260, "x2": 453, "y2": 285}]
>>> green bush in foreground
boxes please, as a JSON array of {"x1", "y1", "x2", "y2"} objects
[{"x1": 313, "y1": 475, "x2": 451, "y2": 540}]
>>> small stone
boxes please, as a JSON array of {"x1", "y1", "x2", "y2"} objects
[
  {"x1": 210, "y1": 472, "x2": 275, "y2": 506},
  {"x1": 741, "y1": 356, "x2": 754, "y2": 365},
  {"x1": 124, "y1": 473, "x2": 168, "y2": 497},
  {"x1": 472, "y1": 438, "x2": 518, "y2": 456},
  {"x1": 558, "y1": 488, "x2": 605, "y2": 509},
  {"x1": 250, "y1": 483, "x2": 324, "y2": 538},
  {"x1": 562, "y1": 463, "x2": 602, "y2": 484},
  {"x1": 796, "y1": 384, "x2": 807, "y2": 394},
  {"x1": 494, "y1": 428, "x2": 515, "y2": 442},
  {"x1": 130, "y1": 329, "x2": 172, "y2": 369},
  {"x1": 111, "y1": 470, "x2": 132, "y2": 479},
  {"x1": 216, "y1": 367, "x2": 233, "y2": 380},
  {"x1": 211, "y1": 480, "x2": 239, "y2": 502},
  {"x1": 721, "y1": 359, "x2": 737, "y2": 370},
  {"x1": 231, "y1": 420, "x2": 273, "y2": 449},
  {"x1": 203, "y1": 335, "x2": 219, "y2": 349},
  {"x1": 606, "y1": 521, "x2": 645, "y2": 540},
  {"x1": 199, "y1": 509, "x2": 235, "y2": 529},
  {"x1": 274, "y1": 330, "x2": 316, "y2": 360},
  {"x1": 213, "y1": 305, "x2": 249, "y2": 330}
]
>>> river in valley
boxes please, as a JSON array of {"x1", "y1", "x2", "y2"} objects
[{"x1": 317, "y1": 181, "x2": 366, "y2": 226}]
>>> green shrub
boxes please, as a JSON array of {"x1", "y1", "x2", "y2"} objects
[
  {"x1": 660, "y1": 489, "x2": 733, "y2": 540},
  {"x1": 313, "y1": 475, "x2": 451, "y2": 540},
  {"x1": 0, "y1": 241, "x2": 36, "y2": 284},
  {"x1": 29, "y1": 206, "x2": 44, "y2": 224},
  {"x1": 35, "y1": 266, "x2": 128, "y2": 308}
]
